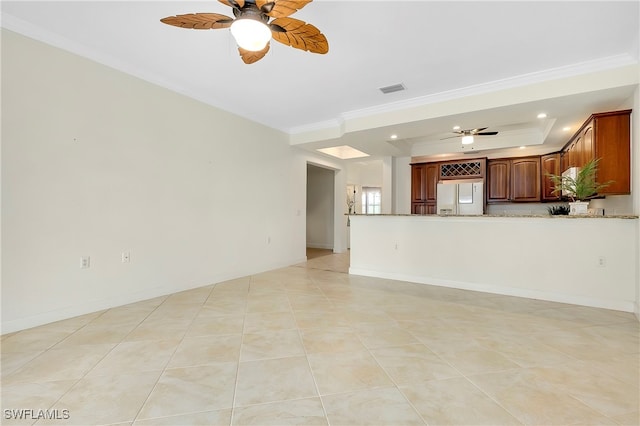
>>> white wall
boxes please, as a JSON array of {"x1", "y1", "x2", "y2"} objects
[
  {"x1": 381, "y1": 157, "x2": 393, "y2": 214},
  {"x1": 632, "y1": 87, "x2": 640, "y2": 319},
  {"x1": 306, "y1": 165, "x2": 334, "y2": 249},
  {"x1": 486, "y1": 203, "x2": 551, "y2": 215},
  {"x1": 345, "y1": 160, "x2": 378, "y2": 215},
  {"x1": 346, "y1": 160, "x2": 383, "y2": 187},
  {"x1": 350, "y1": 215, "x2": 638, "y2": 312},
  {"x1": 292, "y1": 149, "x2": 348, "y2": 255},
  {"x1": 346, "y1": 157, "x2": 410, "y2": 215},
  {"x1": 394, "y1": 157, "x2": 412, "y2": 214},
  {"x1": 1, "y1": 30, "x2": 302, "y2": 333}
]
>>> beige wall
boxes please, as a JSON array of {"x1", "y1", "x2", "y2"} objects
[{"x1": 1, "y1": 30, "x2": 302, "y2": 332}]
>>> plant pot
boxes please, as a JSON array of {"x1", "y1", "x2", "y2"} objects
[{"x1": 569, "y1": 201, "x2": 590, "y2": 216}]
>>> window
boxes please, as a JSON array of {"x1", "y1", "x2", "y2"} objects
[{"x1": 361, "y1": 187, "x2": 381, "y2": 214}]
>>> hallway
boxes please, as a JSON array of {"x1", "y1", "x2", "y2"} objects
[{"x1": 298, "y1": 248, "x2": 350, "y2": 274}]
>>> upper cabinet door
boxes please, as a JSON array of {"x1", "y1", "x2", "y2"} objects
[
  {"x1": 411, "y1": 164, "x2": 427, "y2": 202},
  {"x1": 582, "y1": 123, "x2": 594, "y2": 167},
  {"x1": 487, "y1": 160, "x2": 511, "y2": 202},
  {"x1": 425, "y1": 164, "x2": 439, "y2": 202},
  {"x1": 561, "y1": 110, "x2": 631, "y2": 195},
  {"x1": 541, "y1": 153, "x2": 561, "y2": 201},
  {"x1": 593, "y1": 112, "x2": 630, "y2": 194},
  {"x1": 511, "y1": 157, "x2": 541, "y2": 202}
]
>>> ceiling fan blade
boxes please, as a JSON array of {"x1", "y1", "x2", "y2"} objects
[
  {"x1": 440, "y1": 135, "x2": 462, "y2": 140},
  {"x1": 160, "y1": 13, "x2": 234, "y2": 29},
  {"x1": 256, "y1": 0, "x2": 312, "y2": 18},
  {"x1": 218, "y1": 0, "x2": 245, "y2": 9},
  {"x1": 270, "y1": 17, "x2": 328, "y2": 54},
  {"x1": 477, "y1": 131, "x2": 498, "y2": 136},
  {"x1": 470, "y1": 127, "x2": 488, "y2": 134},
  {"x1": 238, "y1": 43, "x2": 270, "y2": 64}
]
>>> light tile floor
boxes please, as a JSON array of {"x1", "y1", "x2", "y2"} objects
[{"x1": 1, "y1": 250, "x2": 638, "y2": 425}]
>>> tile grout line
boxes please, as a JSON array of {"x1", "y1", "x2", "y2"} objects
[
  {"x1": 229, "y1": 274, "x2": 253, "y2": 426},
  {"x1": 19, "y1": 304, "x2": 163, "y2": 424},
  {"x1": 298, "y1": 271, "x2": 333, "y2": 426},
  {"x1": 314, "y1": 271, "x2": 428, "y2": 425},
  {"x1": 129, "y1": 284, "x2": 216, "y2": 424}
]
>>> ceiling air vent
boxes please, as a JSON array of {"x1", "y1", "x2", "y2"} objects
[{"x1": 379, "y1": 83, "x2": 406, "y2": 94}]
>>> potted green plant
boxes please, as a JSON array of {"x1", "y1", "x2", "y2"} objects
[{"x1": 546, "y1": 157, "x2": 612, "y2": 215}]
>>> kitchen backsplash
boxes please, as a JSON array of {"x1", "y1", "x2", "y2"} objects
[{"x1": 486, "y1": 195, "x2": 633, "y2": 216}]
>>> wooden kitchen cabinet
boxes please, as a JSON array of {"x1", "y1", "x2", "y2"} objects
[
  {"x1": 487, "y1": 159, "x2": 510, "y2": 202},
  {"x1": 411, "y1": 164, "x2": 427, "y2": 203},
  {"x1": 411, "y1": 163, "x2": 439, "y2": 214},
  {"x1": 425, "y1": 163, "x2": 438, "y2": 202},
  {"x1": 411, "y1": 202, "x2": 436, "y2": 215},
  {"x1": 566, "y1": 140, "x2": 576, "y2": 168},
  {"x1": 487, "y1": 157, "x2": 540, "y2": 202},
  {"x1": 582, "y1": 124, "x2": 594, "y2": 168},
  {"x1": 511, "y1": 157, "x2": 540, "y2": 202},
  {"x1": 590, "y1": 111, "x2": 630, "y2": 194},
  {"x1": 562, "y1": 109, "x2": 631, "y2": 195},
  {"x1": 541, "y1": 153, "x2": 561, "y2": 201}
]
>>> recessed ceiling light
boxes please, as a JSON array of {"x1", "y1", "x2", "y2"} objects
[
  {"x1": 537, "y1": 113, "x2": 547, "y2": 119},
  {"x1": 453, "y1": 125, "x2": 461, "y2": 130},
  {"x1": 390, "y1": 134, "x2": 398, "y2": 140},
  {"x1": 317, "y1": 145, "x2": 369, "y2": 160},
  {"x1": 563, "y1": 126, "x2": 571, "y2": 131}
]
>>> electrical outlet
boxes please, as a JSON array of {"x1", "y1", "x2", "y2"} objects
[
  {"x1": 597, "y1": 256, "x2": 606, "y2": 267},
  {"x1": 80, "y1": 256, "x2": 90, "y2": 269},
  {"x1": 122, "y1": 251, "x2": 131, "y2": 263}
]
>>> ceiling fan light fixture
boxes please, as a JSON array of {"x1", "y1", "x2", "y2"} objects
[
  {"x1": 230, "y1": 18, "x2": 271, "y2": 51},
  {"x1": 461, "y1": 135, "x2": 474, "y2": 145}
]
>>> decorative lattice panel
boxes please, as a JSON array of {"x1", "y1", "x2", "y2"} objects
[{"x1": 440, "y1": 161, "x2": 482, "y2": 178}]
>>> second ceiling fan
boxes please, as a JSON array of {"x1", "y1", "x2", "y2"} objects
[{"x1": 441, "y1": 127, "x2": 499, "y2": 145}]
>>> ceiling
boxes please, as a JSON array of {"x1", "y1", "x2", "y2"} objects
[{"x1": 2, "y1": 1, "x2": 639, "y2": 161}]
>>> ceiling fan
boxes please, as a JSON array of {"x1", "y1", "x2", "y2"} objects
[
  {"x1": 441, "y1": 127, "x2": 499, "y2": 145},
  {"x1": 160, "y1": 0, "x2": 329, "y2": 64}
]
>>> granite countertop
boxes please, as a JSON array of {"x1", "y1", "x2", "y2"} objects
[{"x1": 347, "y1": 213, "x2": 639, "y2": 219}]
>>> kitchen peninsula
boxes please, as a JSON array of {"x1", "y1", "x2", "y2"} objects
[{"x1": 348, "y1": 214, "x2": 639, "y2": 313}]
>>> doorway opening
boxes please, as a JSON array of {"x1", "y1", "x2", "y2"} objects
[{"x1": 306, "y1": 163, "x2": 335, "y2": 252}]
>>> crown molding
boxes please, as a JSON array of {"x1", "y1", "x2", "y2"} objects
[
  {"x1": 3, "y1": 10, "x2": 637, "y2": 140},
  {"x1": 289, "y1": 54, "x2": 637, "y2": 135},
  {"x1": 1, "y1": 12, "x2": 280, "y2": 132},
  {"x1": 289, "y1": 118, "x2": 344, "y2": 135}
]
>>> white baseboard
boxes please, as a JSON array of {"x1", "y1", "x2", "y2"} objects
[
  {"x1": 306, "y1": 243, "x2": 334, "y2": 250},
  {"x1": 1, "y1": 257, "x2": 308, "y2": 334},
  {"x1": 349, "y1": 267, "x2": 635, "y2": 313},
  {"x1": 1, "y1": 286, "x2": 175, "y2": 335}
]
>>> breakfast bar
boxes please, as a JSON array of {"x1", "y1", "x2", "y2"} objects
[{"x1": 348, "y1": 214, "x2": 639, "y2": 312}]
